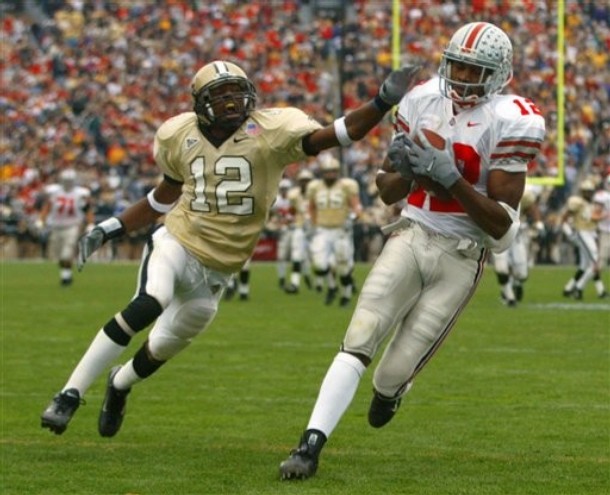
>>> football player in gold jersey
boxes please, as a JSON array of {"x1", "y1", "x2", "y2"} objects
[
  {"x1": 40, "y1": 59, "x2": 421, "y2": 436},
  {"x1": 284, "y1": 168, "x2": 315, "y2": 293},
  {"x1": 561, "y1": 179, "x2": 608, "y2": 299},
  {"x1": 308, "y1": 154, "x2": 362, "y2": 306}
]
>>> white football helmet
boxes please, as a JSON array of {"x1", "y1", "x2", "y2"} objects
[
  {"x1": 60, "y1": 168, "x2": 77, "y2": 190},
  {"x1": 439, "y1": 22, "x2": 513, "y2": 105},
  {"x1": 191, "y1": 60, "x2": 256, "y2": 129}
]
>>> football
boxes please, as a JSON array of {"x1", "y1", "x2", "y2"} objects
[
  {"x1": 412, "y1": 128, "x2": 453, "y2": 201},
  {"x1": 413, "y1": 128, "x2": 446, "y2": 150}
]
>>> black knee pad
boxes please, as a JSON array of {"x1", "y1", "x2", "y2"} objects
[
  {"x1": 132, "y1": 341, "x2": 165, "y2": 379},
  {"x1": 339, "y1": 273, "x2": 353, "y2": 286},
  {"x1": 122, "y1": 294, "x2": 163, "y2": 332},
  {"x1": 496, "y1": 273, "x2": 510, "y2": 285},
  {"x1": 103, "y1": 294, "x2": 163, "y2": 346},
  {"x1": 314, "y1": 267, "x2": 330, "y2": 276},
  {"x1": 292, "y1": 261, "x2": 302, "y2": 272}
]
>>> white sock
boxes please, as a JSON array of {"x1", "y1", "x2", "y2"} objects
[
  {"x1": 63, "y1": 329, "x2": 127, "y2": 396},
  {"x1": 501, "y1": 282, "x2": 515, "y2": 301},
  {"x1": 595, "y1": 279, "x2": 606, "y2": 295},
  {"x1": 112, "y1": 359, "x2": 143, "y2": 390},
  {"x1": 307, "y1": 352, "x2": 366, "y2": 438}
]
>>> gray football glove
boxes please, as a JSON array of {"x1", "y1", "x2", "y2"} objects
[
  {"x1": 77, "y1": 217, "x2": 125, "y2": 271},
  {"x1": 387, "y1": 133, "x2": 414, "y2": 180},
  {"x1": 77, "y1": 228, "x2": 105, "y2": 271},
  {"x1": 343, "y1": 212, "x2": 357, "y2": 232},
  {"x1": 408, "y1": 130, "x2": 461, "y2": 189},
  {"x1": 378, "y1": 65, "x2": 422, "y2": 106}
]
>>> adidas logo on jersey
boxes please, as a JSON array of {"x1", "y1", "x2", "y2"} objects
[{"x1": 185, "y1": 137, "x2": 199, "y2": 150}]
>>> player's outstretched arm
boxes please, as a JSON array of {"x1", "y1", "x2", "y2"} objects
[
  {"x1": 303, "y1": 65, "x2": 421, "y2": 155},
  {"x1": 77, "y1": 178, "x2": 182, "y2": 271}
]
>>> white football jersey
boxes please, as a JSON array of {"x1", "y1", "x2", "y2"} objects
[
  {"x1": 593, "y1": 189, "x2": 610, "y2": 234},
  {"x1": 155, "y1": 108, "x2": 322, "y2": 273},
  {"x1": 44, "y1": 184, "x2": 91, "y2": 228},
  {"x1": 270, "y1": 193, "x2": 293, "y2": 230},
  {"x1": 395, "y1": 78, "x2": 546, "y2": 246}
]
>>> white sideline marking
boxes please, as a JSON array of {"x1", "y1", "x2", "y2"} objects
[{"x1": 526, "y1": 302, "x2": 610, "y2": 311}]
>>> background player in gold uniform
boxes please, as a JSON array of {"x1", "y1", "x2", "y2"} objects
[
  {"x1": 284, "y1": 169, "x2": 315, "y2": 294},
  {"x1": 308, "y1": 154, "x2": 362, "y2": 306}
]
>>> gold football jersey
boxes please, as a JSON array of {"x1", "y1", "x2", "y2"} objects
[
  {"x1": 307, "y1": 178, "x2": 359, "y2": 228},
  {"x1": 154, "y1": 108, "x2": 322, "y2": 273},
  {"x1": 567, "y1": 195, "x2": 597, "y2": 231},
  {"x1": 287, "y1": 186, "x2": 309, "y2": 227}
]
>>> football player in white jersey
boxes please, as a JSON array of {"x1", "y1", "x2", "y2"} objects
[
  {"x1": 224, "y1": 257, "x2": 252, "y2": 301},
  {"x1": 270, "y1": 178, "x2": 295, "y2": 290},
  {"x1": 593, "y1": 175, "x2": 610, "y2": 271},
  {"x1": 41, "y1": 59, "x2": 421, "y2": 436},
  {"x1": 561, "y1": 179, "x2": 608, "y2": 299},
  {"x1": 308, "y1": 153, "x2": 362, "y2": 306},
  {"x1": 492, "y1": 185, "x2": 545, "y2": 306},
  {"x1": 280, "y1": 22, "x2": 546, "y2": 480},
  {"x1": 37, "y1": 169, "x2": 94, "y2": 286}
]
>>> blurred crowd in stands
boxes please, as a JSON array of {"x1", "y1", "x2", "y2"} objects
[{"x1": 1, "y1": 0, "x2": 609, "y2": 264}]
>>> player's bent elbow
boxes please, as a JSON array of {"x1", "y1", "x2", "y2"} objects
[{"x1": 487, "y1": 218, "x2": 520, "y2": 253}]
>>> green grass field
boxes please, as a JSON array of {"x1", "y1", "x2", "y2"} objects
[{"x1": 1, "y1": 260, "x2": 609, "y2": 494}]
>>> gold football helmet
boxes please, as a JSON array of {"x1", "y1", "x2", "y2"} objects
[{"x1": 191, "y1": 60, "x2": 256, "y2": 129}]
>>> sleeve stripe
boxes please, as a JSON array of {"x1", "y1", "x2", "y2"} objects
[
  {"x1": 495, "y1": 139, "x2": 543, "y2": 149},
  {"x1": 395, "y1": 115, "x2": 410, "y2": 135},
  {"x1": 490, "y1": 151, "x2": 539, "y2": 161}
]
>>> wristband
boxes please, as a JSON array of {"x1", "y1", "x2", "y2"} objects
[
  {"x1": 333, "y1": 117, "x2": 354, "y2": 146},
  {"x1": 373, "y1": 94, "x2": 393, "y2": 113},
  {"x1": 97, "y1": 217, "x2": 125, "y2": 240},
  {"x1": 147, "y1": 189, "x2": 176, "y2": 214}
]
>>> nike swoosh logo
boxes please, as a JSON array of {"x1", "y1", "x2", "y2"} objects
[
  {"x1": 467, "y1": 122, "x2": 480, "y2": 127},
  {"x1": 233, "y1": 136, "x2": 249, "y2": 143}
]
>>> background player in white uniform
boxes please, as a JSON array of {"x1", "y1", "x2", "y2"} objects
[
  {"x1": 37, "y1": 169, "x2": 94, "y2": 286},
  {"x1": 284, "y1": 169, "x2": 315, "y2": 294},
  {"x1": 224, "y1": 257, "x2": 252, "y2": 302},
  {"x1": 280, "y1": 22, "x2": 545, "y2": 480},
  {"x1": 270, "y1": 178, "x2": 295, "y2": 290},
  {"x1": 308, "y1": 153, "x2": 362, "y2": 307},
  {"x1": 492, "y1": 185, "x2": 545, "y2": 306},
  {"x1": 561, "y1": 179, "x2": 608, "y2": 299},
  {"x1": 41, "y1": 60, "x2": 421, "y2": 436},
  {"x1": 593, "y1": 175, "x2": 610, "y2": 271}
]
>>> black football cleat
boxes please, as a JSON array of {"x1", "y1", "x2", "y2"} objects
[
  {"x1": 368, "y1": 390, "x2": 401, "y2": 428},
  {"x1": 98, "y1": 366, "x2": 131, "y2": 437},
  {"x1": 41, "y1": 388, "x2": 83, "y2": 434},
  {"x1": 284, "y1": 284, "x2": 299, "y2": 294},
  {"x1": 280, "y1": 430, "x2": 326, "y2": 481},
  {"x1": 339, "y1": 296, "x2": 351, "y2": 307},
  {"x1": 324, "y1": 288, "x2": 338, "y2": 305}
]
